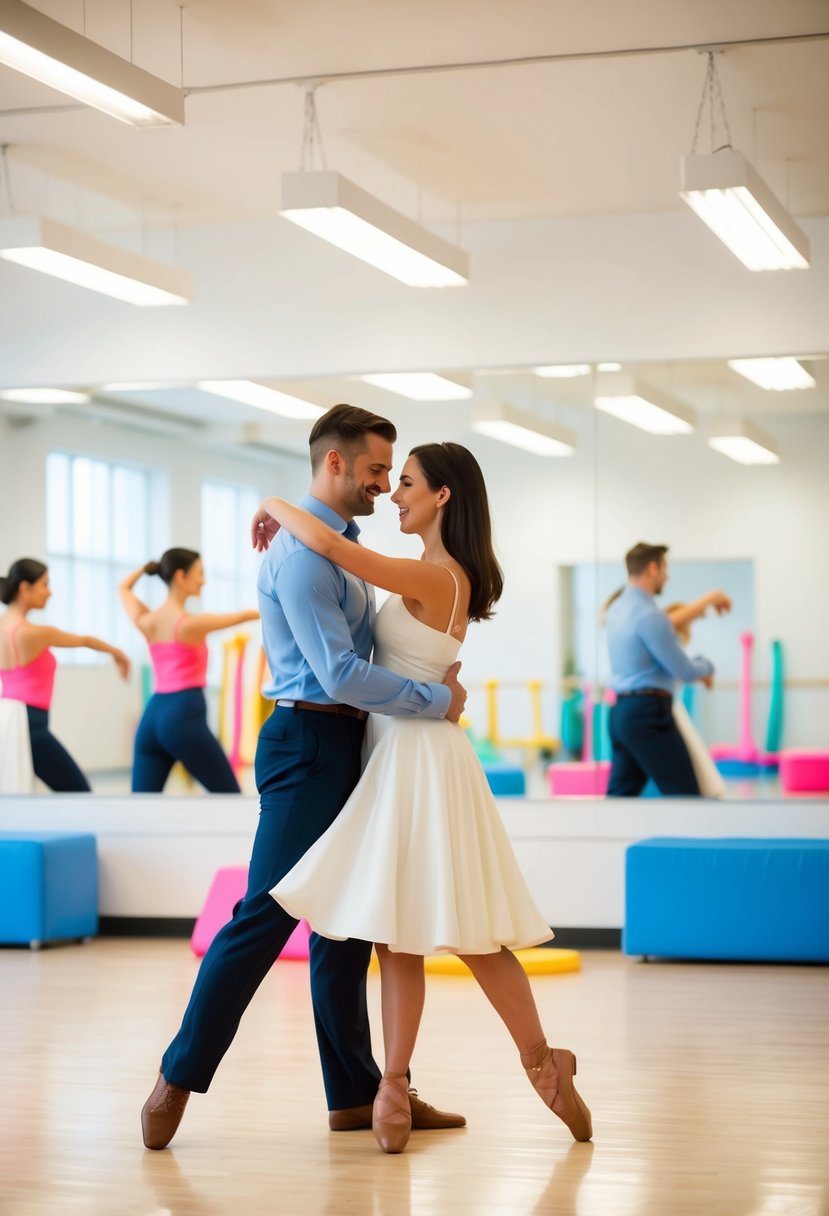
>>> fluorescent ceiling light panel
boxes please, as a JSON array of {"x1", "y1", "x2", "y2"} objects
[
  {"x1": 597, "y1": 362, "x2": 622, "y2": 372},
  {"x1": 0, "y1": 0, "x2": 184, "y2": 125},
  {"x1": 680, "y1": 151, "x2": 810, "y2": 271},
  {"x1": 197, "y1": 380, "x2": 325, "y2": 420},
  {"x1": 727, "y1": 357, "x2": 815, "y2": 391},
  {"x1": 472, "y1": 403, "x2": 576, "y2": 457},
  {"x1": 594, "y1": 372, "x2": 695, "y2": 435},
  {"x1": 280, "y1": 171, "x2": 468, "y2": 288},
  {"x1": 360, "y1": 372, "x2": 472, "y2": 400},
  {"x1": 533, "y1": 364, "x2": 591, "y2": 378},
  {"x1": 0, "y1": 215, "x2": 191, "y2": 305},
  {"x1": 707, "y1": 417, "x2": 780, "y2": 465},
  {"x1": 0, "y1": 387, "x2": 89, "y2": 404}
]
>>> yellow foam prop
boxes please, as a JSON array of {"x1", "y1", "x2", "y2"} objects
[{"x1": 369, "y1": 947, "x2": 581, "y2": 976}]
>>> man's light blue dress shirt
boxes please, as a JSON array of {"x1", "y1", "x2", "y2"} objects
[
  {"x1": 606, "y1": 585, "x2": 714, "y2": 694},
  {"x1": 257, "y1": 494, "x2": 450, "y2": 718}
]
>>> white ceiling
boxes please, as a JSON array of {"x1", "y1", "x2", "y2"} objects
[{"x1": 0, "y1": 0, "x2": 828, "y2": 451}]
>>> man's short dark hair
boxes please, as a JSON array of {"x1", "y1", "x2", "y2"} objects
[
  {"x1": 308, "y1": 404, "x2": 397, "y2": 473},
  {"x1": 625, "y1": 542, "x2": 669, "y2": 576}
]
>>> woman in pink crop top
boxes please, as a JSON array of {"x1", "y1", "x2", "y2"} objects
[
  {"x1": 119, "y1": 548, "x2": 258, "y2": 793},
  {"x1": 0, "y1": 557, "x2": 130, "y2": 792}
]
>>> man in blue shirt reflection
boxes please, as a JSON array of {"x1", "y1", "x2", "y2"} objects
[
  {"x1": 143, "y1": 405, "x2": 466, "y2": 1150},
  {"x1": 605, "y1": 542, "x2": 714, "y2": 797}
]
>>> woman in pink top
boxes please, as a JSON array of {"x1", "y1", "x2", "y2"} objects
[
  {"x1": 0, "y1": 557, "x2": 130, "y2": 791},
  {"x1": 120, "y1": 548, "x2": 258, "y2": 793}
]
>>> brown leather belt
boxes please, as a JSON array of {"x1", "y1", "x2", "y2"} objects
[
  {"x1": 284, "y1": 699, "x2": 368, "y2": 722},
  {"x1": 616, "y1": 688, "x2": 672, "y2": 700}
]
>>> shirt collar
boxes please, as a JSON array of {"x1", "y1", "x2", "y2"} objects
[
  {"x1": 627, "y1": 584, "x2": 654, "y2": 605},
  {"x1": 300, "y1": 493, "x2": 362, "y2": 542}
]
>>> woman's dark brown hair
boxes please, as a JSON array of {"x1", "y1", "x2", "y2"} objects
[
  {"x1": 0, "y1": 558, "x2": 48, "y2": 605},
  {"x1": 409, "y1": 443, "x2": 504, "y2": 622}
]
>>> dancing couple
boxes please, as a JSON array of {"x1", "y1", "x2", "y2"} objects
[{"x1": 142, "y1": 404, "x2": 592, "y2": 1154}]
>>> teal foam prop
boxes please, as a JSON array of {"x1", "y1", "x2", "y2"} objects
[{"x1": 765, "y1": 639, "x2": 784, "y2": 754}]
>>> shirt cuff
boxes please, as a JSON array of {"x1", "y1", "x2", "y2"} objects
[{"x1": 426, "y1": 684, "x2": 452, "y2": 719}]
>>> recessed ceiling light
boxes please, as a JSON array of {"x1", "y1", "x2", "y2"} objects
[
  {"x1": 359, "y1": 373, "x2": 472, "y2": 401},
  {"x1": 472, "y1": 403, "x2": 576, "y2": 457},
  {"x1": 197, "y1": 380, "x2": 326, "y2": 420},
  {"x1": 594, "y1": 372, "x2": 695, "y2": 435},
  {"x1": 707, "y1": 417, "x2": 780, "y2": 465},
  {"x1": 0, "y1": 387, "x2": 89, "y2": 404},
  {"x1": 727, "y1": 357, "x2": 815, "y2": 391},
  {"x1": 532, "y1": 365, "x2": 591, "y2": 378}
]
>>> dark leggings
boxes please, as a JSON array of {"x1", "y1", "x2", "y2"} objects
[
  {"x1": 26, "y1": 705, "x2": 91, "y2": 792},
  {"x1": 132, "y1": 687, "x2": 240, "y2": 794}
]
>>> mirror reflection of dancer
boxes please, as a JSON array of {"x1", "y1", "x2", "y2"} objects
[
  {"x1": 0, "y1": 557, "x2": 130, "y2": 791},
  {"x1": 605, "y1": 543, "x2": 715, "y2": 797},
  {"x1": 119, "y1": 549, "x2": 258, "y2": 793},
  {"x1": 259, "y1": 442, "x2": 593, "y2": 1154}
]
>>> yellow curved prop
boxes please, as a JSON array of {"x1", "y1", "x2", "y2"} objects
[{"x1": 369, "y1": 947, "x2": 581, "y2": 976}]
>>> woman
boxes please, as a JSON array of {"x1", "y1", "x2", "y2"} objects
[
  {"x1": 253, "y1": 444, "x2": 592, "y2": 1154},
  {"x1": 0, "y1": 557, "x2": 130, "y2": 791},
  {"x1": 120, "y1": 549, "x2": 258, "y2": 794}
]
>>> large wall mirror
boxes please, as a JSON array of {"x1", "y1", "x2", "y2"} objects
[{"x1": 2, "y1": 354, "x2": 825, "y2": 799}]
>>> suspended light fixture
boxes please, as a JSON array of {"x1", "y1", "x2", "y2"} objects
[
  {"x1": 197, "y1": 380, "x2": 325, "y2": 420},
  {"x1": 359, "y1": 372, "x2": 472, "y2": 400},
  {"x1": 0, "y1": 387, "x2": 89, "y2": 404},
  {"x1": 0, "y1": 215, "x2": 191, "y2": 305},
  {"x1": 279, "y1": 88, "x2": 467, "y2": 287},
  {"x1": 533, "y1": 364, "x2": 591, "y2": 378},
  {"x1": 472, "y1": 403, "x2": 576, "y2": 457},
  {"x1": 707, "y1": 418, "x2": 780, "y2": 465},
  {"x1": 0, "y1": 0, "x2": 185, "y2": 126},
  {"x1": 594, "y1": 372, "x2": 695, "y2": 435},
  {"x1": 281, "y1": 171, "x2": 468, "y2": 287},
  {"x1": 727, "y1": 357, "x2": 815, "y2": 391},
  {"x1": 679, "y1": 53, "x2": 809, "y2": 271}
]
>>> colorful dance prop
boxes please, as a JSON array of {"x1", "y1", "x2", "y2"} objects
[
  {"x1": 369, "y1": 947, "x2": 581, "y2": 977},
  {"x1": 220, "y1": 633, "x2": 250, "y2": 776},
  {"x1": 710, "y1": 632, "x2": 778, "y2": 777},
  {"x1": 764, "y1": 639, "x2": 785, "y2": 754},
  {"x1": 191, "y1": 865, "x2": 310, "y2": 959},
  {"x1": 484, "y1": 679, "x2": 559, "y2": 755},
  {"x1": 547, "y1": 761, "x2": 611, "y2": 797},
  {"x1": 779, "y1": 751, "x2": 829, "y2": 794}
]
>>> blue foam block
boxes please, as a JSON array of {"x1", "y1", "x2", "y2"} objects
[
  {"x1": 0, "y1": 832, "x2": 98, "y2": 946},
  {"x1": 482, "y1": 763, "x2": 526, "y2": 796},
  {"x1": 624, "y1": 837, "x2": 829, "y2": 962}
]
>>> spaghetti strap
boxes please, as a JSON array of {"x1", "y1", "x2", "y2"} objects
[
  {"x1": 8, "y1": 622, "x2": 22, "y2": 665},
  {"x1": 172, "y1": 614, "x2": 188, "y2": 641},
  {"x1": 443, "y1": 568, "x2": 461, "y2": 635}
]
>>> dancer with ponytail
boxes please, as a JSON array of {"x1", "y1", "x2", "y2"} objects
[
  {"x1": 0, "y1": 558, "x2": 129, "y2": 791},
  {"x1": 119, "y1": 549, "x2": 258, "y2": 793}
]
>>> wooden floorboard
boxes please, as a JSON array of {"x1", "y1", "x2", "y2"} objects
[{"x1": 1, "y1": 941, "x2": 827, "y2": 1215}]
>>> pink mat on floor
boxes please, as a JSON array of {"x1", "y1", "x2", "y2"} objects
[{"x1": 190, "y1": 865, "x2": 311, "y2": 959}]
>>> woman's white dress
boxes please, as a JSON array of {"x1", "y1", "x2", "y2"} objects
[
  {"x1": 271, "y1": 584, "x2": 553, "y2": 955},
  {"x1": 672, "y1": 698, "x2": 726, "y2": 799}
]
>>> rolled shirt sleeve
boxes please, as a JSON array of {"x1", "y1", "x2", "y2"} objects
[
  {"x1": 275, "y1": 549, "x2": 451, "y2": 718},
  {"x1": 638, "y1": 611, "x2": 715, "y2": 684}
]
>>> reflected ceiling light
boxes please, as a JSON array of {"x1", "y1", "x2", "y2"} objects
[
  {"x1": 533, "y1": 364, "x2": 591, "y2": 378},
  {"x1": 0, "y1": 387, "x2": 89, "y2": 404},
  {"x1": 197, "y1": 380, "x2": 326, "y2": 420},
  {"x1": 594, "y1": 372, "x2": 695, "y2": 435},
  {"x1": 707, "y1": 418, "x2": 780, "y2": 465},
  {"x1": 681, "y1": 151, "x2": 810, "y2": 271},
  {"x1": 727, "y1": 357, "x2": 815, "y2": 391},
  {"x1": 359, "y1": 372, "x2": 471, "y2": 400},
  {"x1": 472, "y1": 403, "x2": 576, "y2": 457},
  {"x1": 0, "y1": 215, "x2": 191, "y2": 305},
  {"x1": 0, "y1": 0, "x2": 185, "y2": 125},
  {"x1": 280, "y1": 171, "x2": 468, "y2": 288},
  {"x1": 596, "y1": 362, "x2": 622, "y2": 372}
]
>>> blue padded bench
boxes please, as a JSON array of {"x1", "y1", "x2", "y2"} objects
[
  {"x1": 483, "y1": 763, "x2": 526, "y2": 797},
  {"x1": 624, "y1": 837, "x2": 829, "y2": 962},
  {"x1": 0, "y1": 832, "x2": 98, "y2": 948}
]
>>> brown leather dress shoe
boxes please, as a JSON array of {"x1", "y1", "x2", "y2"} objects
[
  {"x1": 329, "y1": 1087, "x2": 466, "y2": 1131},
  {"x1": 141, "y1": 1073, "x2": 191, "y2": 1150}
]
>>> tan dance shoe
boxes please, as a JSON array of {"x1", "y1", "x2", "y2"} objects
[
  {"x1": 371, "y1": 1074, "x2": 412, "y2": 1153},
  {"x1": 520, "y1": 1041, "x2": 593, "y2": 1142}
]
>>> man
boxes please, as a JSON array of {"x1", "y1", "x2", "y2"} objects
[
  {"x1": 141, "y1": 404, "x2": 466, "y2": 1149},
  {"x1": 605, "y1": 542, "x2": 715, "y2": 797}
]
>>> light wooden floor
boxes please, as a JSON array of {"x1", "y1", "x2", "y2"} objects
[{"x1": 1, "y1": 941, "x2": 827, "y2": 1216}]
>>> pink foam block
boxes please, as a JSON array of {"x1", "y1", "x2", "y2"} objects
[
  {"x1": 779, "y1": 750, "x2": 829, "y2": 794},
  {"x1": 190, "y1": 865, "x2": 311, "y2": 959},
  {"x1": 547, "y1": 761, "x2": 611, "y2": 796}
]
